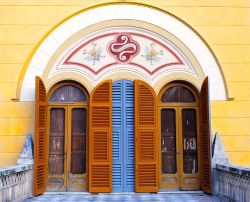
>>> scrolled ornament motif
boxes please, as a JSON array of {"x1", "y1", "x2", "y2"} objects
[{"x1": 108, "y1": 33, "x2": 140, "y2": 63}]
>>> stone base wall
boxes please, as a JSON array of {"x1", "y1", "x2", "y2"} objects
[
  {"x1": 0, "y1": 164, "x2": 33, "y2": 202},
  {"x1": 213, "y1": 163, "x2": 250, "y2": 202},
  {"x1": 1, "y1": 162, "x2": 250, "y2": 202}
]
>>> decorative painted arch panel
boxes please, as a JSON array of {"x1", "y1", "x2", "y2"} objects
[
  {"x1": 56, "y1": 28, "x2": 193, "y2": 77},
  {"x1": 18, "y1": 3, "x2": 227, "y2": 101}
]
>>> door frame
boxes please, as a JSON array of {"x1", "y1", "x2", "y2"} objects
[
  {"x1": 158, "y1": 82, "x2": 201, "y2": 190},
  {"x1": 46, "y1": 81, "x2": 89, "y2": 191}
]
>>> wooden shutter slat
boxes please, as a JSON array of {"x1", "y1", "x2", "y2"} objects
[
  {"x1": 134, "y1": 80, "x2": 159, "y2": 193},
  {"x1": 89, "y1": 80, "x2": 112, "y2": 193},
  {"x1": 200, "y1": 77, "x2": 212, "y2": 194},
  {"x1": 34, "y1": 76, "x2": 47, "y2": 196}
]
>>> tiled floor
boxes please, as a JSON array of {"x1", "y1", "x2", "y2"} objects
[{"x1": 25, "y1": 192, "x2": 224, "y2": 202}]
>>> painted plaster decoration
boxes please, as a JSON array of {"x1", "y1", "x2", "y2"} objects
[
  {"x1": 183, "y1": 137, "x2": 197, "y2": 151},
  {"x1": 83, "y1": 43, "x2": 105, "y2": 65},
  {"x1": 51, "y1": 27, "x2": 196, "y2": 84},
  {"x1": 107, "y1": 33, "x2": 140, "y2": 63},
  {"x1": 142, "y1": 43, "x2": 164, "y2": 65}
]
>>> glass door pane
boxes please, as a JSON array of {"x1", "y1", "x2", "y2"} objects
[
  {"x1": 69, "y1": 107, "x2": 87, "y2": 191},
  {"x1": 182, "y1": 109, "x2": 198, "y2": 174},
  {"x1": 161, "y1": 109, "x2": 177, "y2": 174},
  {"x1": 71, "y1": 108, "x2": 86, "y2": 174},
  {"x1": 49, "y1": 108, "x2": 65, "y2": 174},
  {"x1": 48, "y1": 108, "x2": 65, "y2": 191}
]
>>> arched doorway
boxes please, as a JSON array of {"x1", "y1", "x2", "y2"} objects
[
  {"x1": 33, "y1": 78, "x2": 89, "y2": 192},
  {"x1": 46, "y1": 81, "x2": 89, "y2": 192},
  {"x1": 159, "y1": 82, "x2": 201, "y2": 190},
  {"x1": 24, "y1": 3, "x2": 219, "y2": 194},
  {"x1": 34, "y1": 77, "x2": 90, "y2": 194}
]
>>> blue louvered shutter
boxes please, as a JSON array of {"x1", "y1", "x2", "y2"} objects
[
  {"x1": 112, "y1": 81, "x2": 123, "y2": 192},
  {"x1": 124, "y1": 80, "x2": 135, "y2": 192},
  {"x1": 112, "y1": 80, "x2": 135, "y2": 192}
]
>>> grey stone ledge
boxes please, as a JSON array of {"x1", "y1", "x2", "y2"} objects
[
  {"x1": 0, "y1": 164, "x2": 33, "y2": 178},
  {"x1": 216, "y1": 163, "x2": 250, "y2": 178}
]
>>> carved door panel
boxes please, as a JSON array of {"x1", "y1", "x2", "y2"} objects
[
  {"x1": 68, "y1": 107, "x2": 87, "y2": 191},
  {"x1": 47, "y1": 107, "x2": 67, "y2": 191}
]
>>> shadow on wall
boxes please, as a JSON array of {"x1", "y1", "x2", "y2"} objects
[
  {"x1": 212, "y1": 133, "x2": 250, "y2": 202},
  {"x1": 0, "y1": 132, "x2": 34, "y2": 201}
]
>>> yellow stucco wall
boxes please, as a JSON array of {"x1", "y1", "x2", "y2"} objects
[{"x1": 0, "y1": 0, "x2": 250, "y2": 167}]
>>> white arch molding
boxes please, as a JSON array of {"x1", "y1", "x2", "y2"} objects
[{"x1": 19, "y1": 3, "x2": 228, "y2": 101}]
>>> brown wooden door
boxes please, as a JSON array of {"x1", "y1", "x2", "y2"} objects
[
  {"x1": 159, "y1": 83, "x2": 201, "y2": 191},
  {"x1": 179, "y1": 107, "x2": 200, "y2": 190},
  {"x1": 47, "y1": 106, "x2": 87, "y2": 191},
  {"x1": 47, "y1": 106, "x2": 66, "y2": 191},
  {"x1": 160, "y1": 108, "x2": 179, "y2": 189},
  {"x1": 68, "y1": 106, "x2": 87, "y2": 191},
  {"x1": 160, "y1": 107, "x2": 200, "y2": 190}
]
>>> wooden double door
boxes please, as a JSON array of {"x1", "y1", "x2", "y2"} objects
[
  {"x1": 159, "y1": 83, "x2": 202, "y2": 191},
  {"x1": 47, "y1": 105, "x2": 87, "y2": 191},
  {"x1": 160, "y1": 107, "x2": 200, "y2": 190}
]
